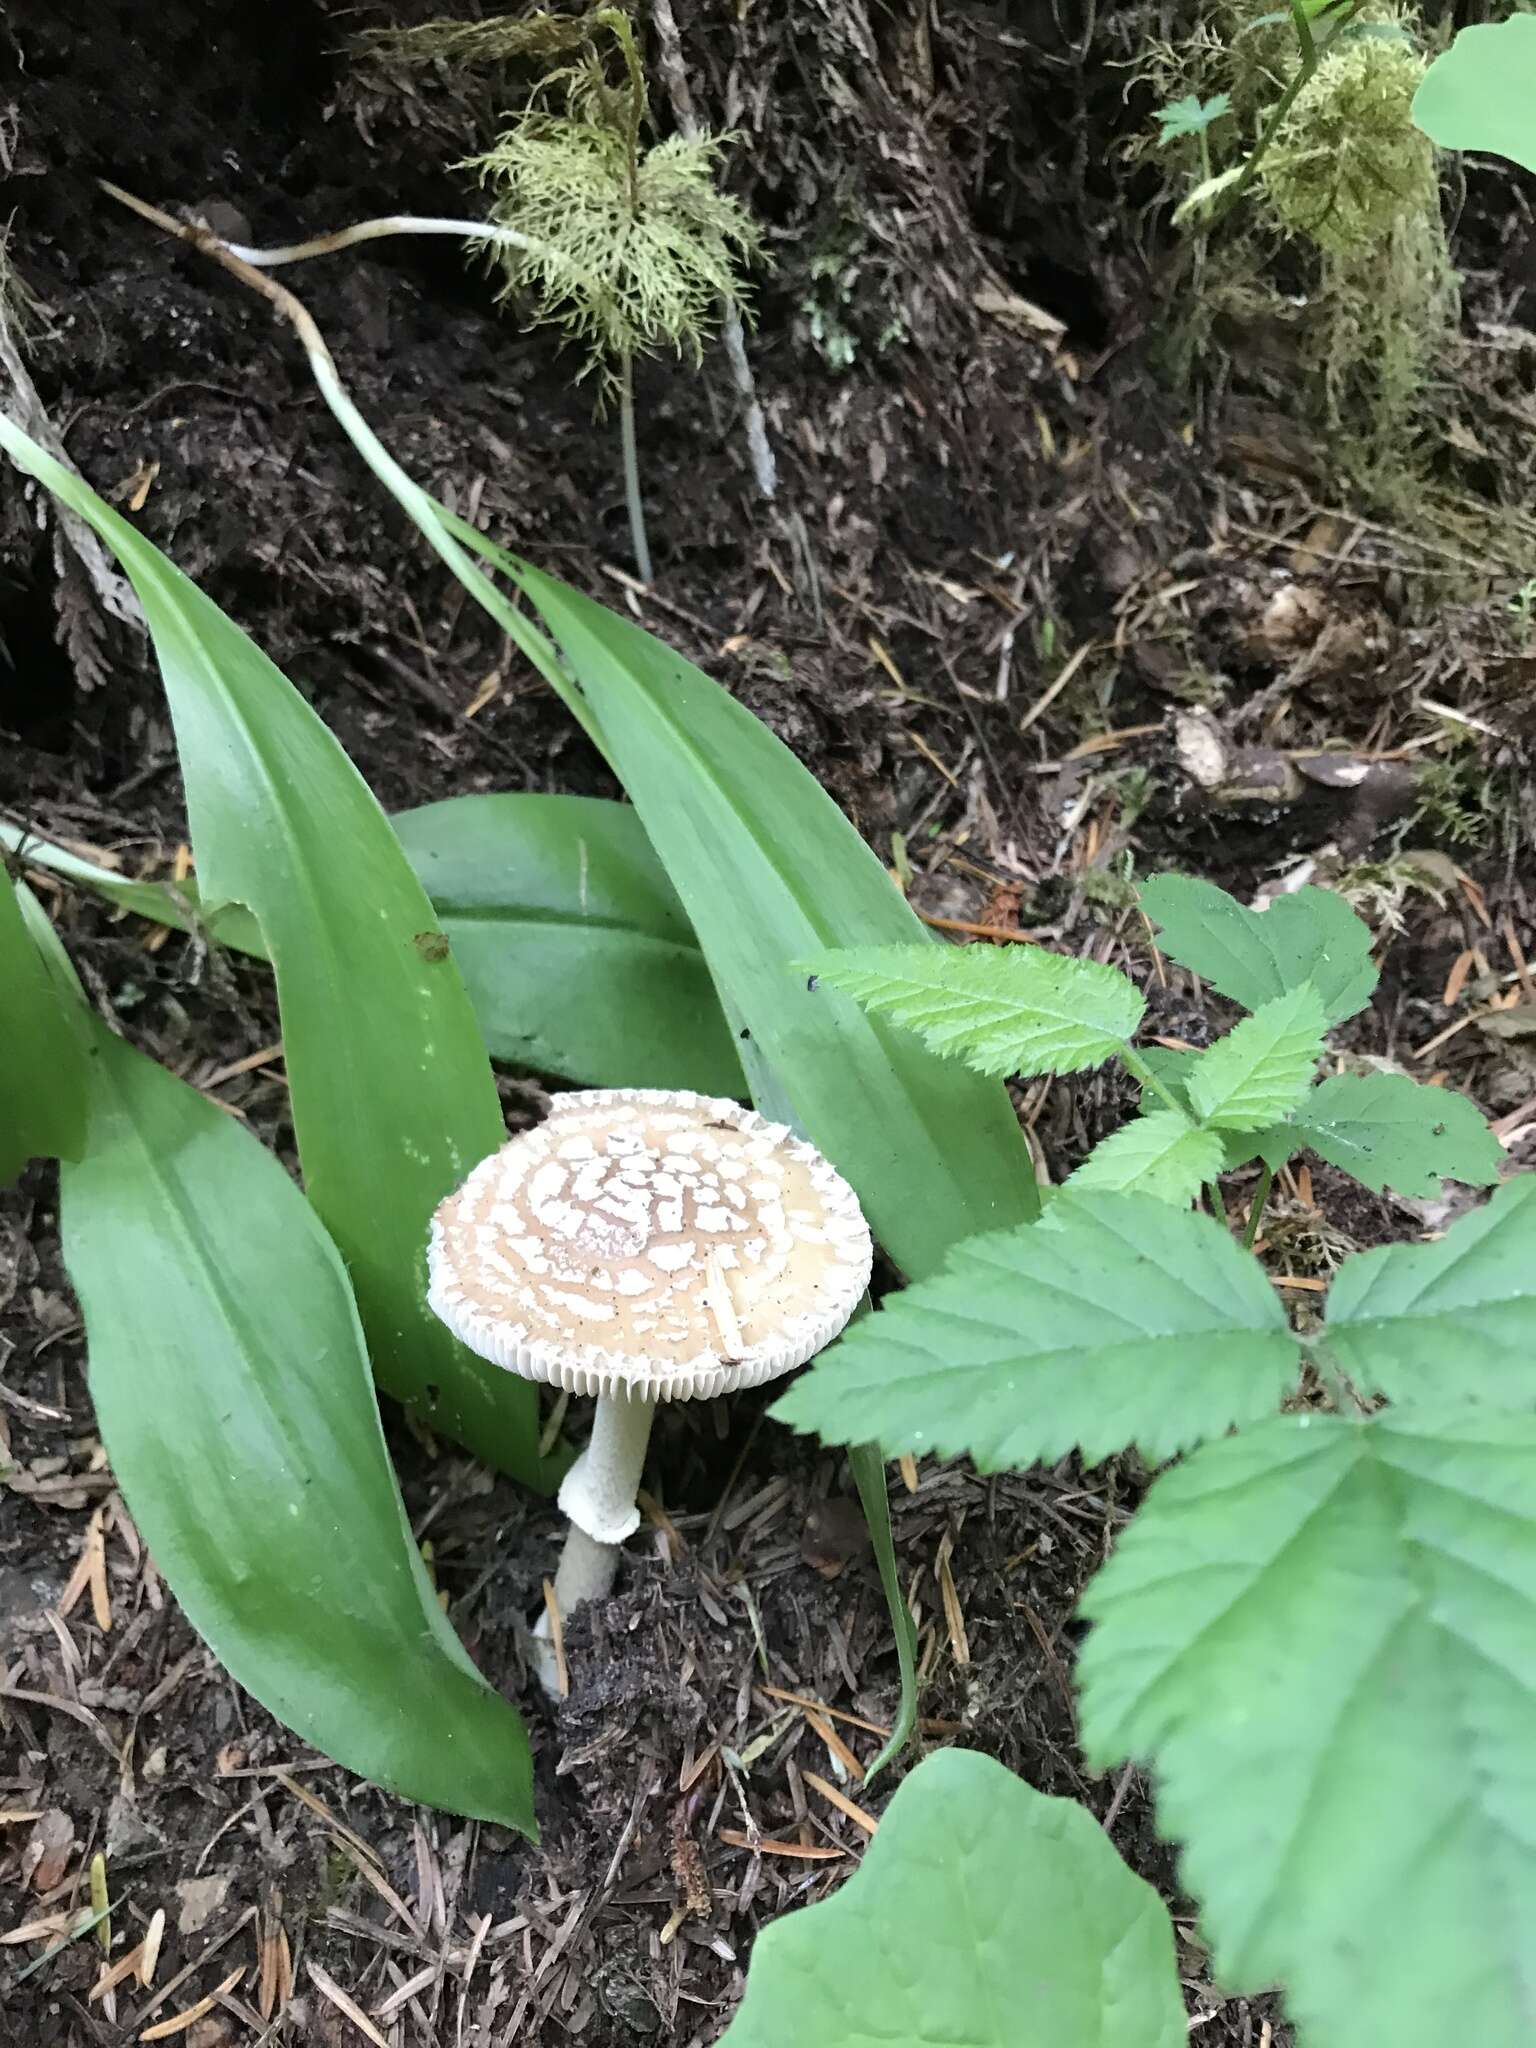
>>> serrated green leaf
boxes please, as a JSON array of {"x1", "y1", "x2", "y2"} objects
[
  {"x1": 1140, "y1": 875, "x2": 1377, "y2": 1025},
  {"x1": 0, "y1": 869, "x2": 88, "y2": 1184},
  {"x1": 1292, "y1": 1069, "x2": 1502, "y2": 1197},
  {"x1": 802, "y1": 943, "x2": 1146, "y2": 1079},
  {"x1": 1321, "y1": 1175, "x2": 1536, "y2": 1405},
  {"x1": 1156, "y1": 91, "x2": 1233, "y2": 143},
  {"x1": 1187, "y1": 985, "x2": 1326, "y2": 1130},
  {"x1": 1220, "y1": 1123, "x2": 1299, "y2": 1174},
  {"x1": 1413, "y1": 16, "x2": 1536, "y2": 176},
  {"x1": 773, "y1": 1193, "x2": 1300, "y2": 1468},
  {"x1": 1079, "y1": 1408, "x2": 1536, "y2": 2048},
  {"x1": 718, "y1": 1748, "x2": 1184, "y2": 2048},
  {"x1": 1135, "y1": 1043, "x2": 1200, "y2": 1109},
  {"x1": 1070, "y1": 1110, "x2": 1226, "y2": 1204}
]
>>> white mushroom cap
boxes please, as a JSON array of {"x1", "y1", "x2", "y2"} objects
[{"x1": 427, "y1": 1088, "x2": 872, "y2": 1402}]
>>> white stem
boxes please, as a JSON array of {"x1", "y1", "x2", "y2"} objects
[
  {"x1": 550, "y1": 1522, "x2": 625, "y2": 1613},
  {"x1": 533, "y1": 1391, "x2": 657, "y2": 1695},
  {"x1": 559, "y1": 1390, "x2": 657, "y2": 1548}
]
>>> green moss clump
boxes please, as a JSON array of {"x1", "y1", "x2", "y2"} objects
[
  {"x1": 1260, "y1": 37, "x2": 1437, "y2": 256},
  {"x1": 467, "y1": 119, "x2": 760, "y2": 397}
]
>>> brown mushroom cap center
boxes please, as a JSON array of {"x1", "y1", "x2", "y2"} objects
[{"x1": 431, "y1": 1094, "x2": 869, "y2": 1380}]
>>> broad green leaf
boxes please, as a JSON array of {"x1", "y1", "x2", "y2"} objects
[
  {"x1": 504, "y1": 564, "x2": 1039, "y2": 1281},
  {"x1": 1219, "y1": 1123, "x2": 1300, "y2": 1174},
  {"x1": 1079, "y1": 1409, "x2": 1536, "y2": 2048},
  {"x1": 237, "y1": 333, "x2": 999, "y2": 1769},
  {"x1": 718, "y1": 1748, "x2": 1184, "y2": 2048},
  {"x1": 1156, "y1": 91, "x2": 1232, "y2": 143},
  {"x1": 498, "y1": 566, "x2": 1036, "y2": 1782},
  {"x1": 391, "y1": 796, "x2": 743, "y2": 1093},
  {"x1": 27, "y1": 941, "x2": 535, "y2": 1829},
  {"x1": 1186, "y1": 985, "x2": 1327, "y2": 1130},
  {"x1": 0, "y1": 869, "x2": 88, "y2": 1183},
  {"x1": 1140, "y1": 875, "x2": 1377, "y2": 1025},
  {"x1": 1135, "y1": 1042, "x2": 1199, "y2": 1108},
  {"x1": 4, "y1": 802, "x2": 742, "y2": 1095},
  {"x1": 1069, "y1": 1110, "x2": 1226, "y2": 1204},
  {"x1": 1321, "y1": 1175, "x2": 1536, "y2": 1405},
  {"x1": 1412, "y1": 17, "x2": 1536, "y2": 175},
  {"x1": 1291, "y1": 1069, "x2": 1502, "y2": 1197},
  {"x1": 803, "y1": 943, "x2": 1146, "y2": 1081},
  {"x1": 773, "y1": 1193, "x2": 1300, "y2": 1467},
  {"x1": 0, "y1": 414, "x2": 549, "y2": 1487}
]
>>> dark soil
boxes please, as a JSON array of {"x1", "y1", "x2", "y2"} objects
[{"x1": 3, "y1": 1, "x2": 1534, "y2": 2044}]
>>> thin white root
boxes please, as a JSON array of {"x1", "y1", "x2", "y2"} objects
[{"x1": 222, "y1": 214, "x2": 582, "y2": 278}]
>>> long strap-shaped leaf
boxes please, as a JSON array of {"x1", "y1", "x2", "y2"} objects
[
  {"x1": 0, "y1": 415, "x2": 552, "y2": 1488},
  {"x1": 501, "y1": 565, "x2": 1040, "y2": 1280},
  {"x1": 4, "y1": 798, "x2": 746, "y2": 1096},
  {"x1": 101, "y1": 248, "x2": 1033, "y2": 1769},
  {"x1": 17, "y1": 894, "x2": 536, "y2": 1832},
  {"x1": 1, "y1": 867, "x2": 87, "y2": 1184}
]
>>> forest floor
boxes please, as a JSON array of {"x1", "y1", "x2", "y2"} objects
[{"x1": 2, "y1": 1, "x2": 1535, "y2": 2044}]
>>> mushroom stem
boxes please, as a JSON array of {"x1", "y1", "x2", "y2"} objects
[{"x1": 534, "y1": 1390, "x2": 657, "y2": 1691}]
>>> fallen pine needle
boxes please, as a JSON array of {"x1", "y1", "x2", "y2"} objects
[
  {"x1": 91, "y1": 1941, "x2": 148, "y2": 2002},
  {"x1": 202, "y1": 1042, "x2": 284, "y2": 1089},
  {"x1": 759, "y1": 1684, "x2": 890, "y2": 1738},
  {"x1": 802, "y1": 1707, "x2": 866, "y2": 1783},
  {"x1": 139, "y1": 1908, "x2": 165, "y2": 1987},
  {"x1": 801, "y1": 1769, "x2": 879, "y2": 1835},
  {"x1": 919, "y1": 913, "x2": 1043, "y2": 945},
  {"x1": 717, "y1": 1830, "x2": 845, "y2": 1861},
  {"x1": 138, "y1": 1964, "x2": 244, "y2": 2040},
  {"x1": 307, "y1": 1960, "x2": 392, "y2": 2048},
  {"x1": 541, "y1": 1578, "x2": 569, "y2": 1699}
]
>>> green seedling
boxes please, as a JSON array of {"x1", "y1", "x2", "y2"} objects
[{"x1": 778, "y1": 871, "x2": 1529, "y2": 2048}]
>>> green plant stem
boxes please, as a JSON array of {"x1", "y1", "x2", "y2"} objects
[
  {"x1": 850, "y1": 1439, "x2": 918, "y2": 1782},
  {"x1": 619, "y1": 354, "x2": 653, "y2": 584},
  {"x1": 97, "y1": 179, "x2": 610, "y2": 761},
  {"x1": 1207, "y1": 1, "x2": 1327, "y2": 227},
  {"x1": 1117, "y1": 1045, "x2": 1189, "y2": 1120},
  {"x1": 1244, "y1": 1164, "x2": 1275, "y2": 1250}
]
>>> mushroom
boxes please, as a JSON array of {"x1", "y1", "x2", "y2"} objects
[{"x1": 426, "y1": 1088, "x2": 872, "y2": 1686}]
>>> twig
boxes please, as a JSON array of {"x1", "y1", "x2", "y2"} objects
[{"x1": 648, "y1": 0, "x2": 777, "y2": 501}]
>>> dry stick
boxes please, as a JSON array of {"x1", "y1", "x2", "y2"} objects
[{"x1": 648, "y1": 0, "x2": 777, "y2": 502}]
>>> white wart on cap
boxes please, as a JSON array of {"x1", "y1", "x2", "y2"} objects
[{"x1": 427, "y1": 1089, "x2": 873, "y2": 1402}]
